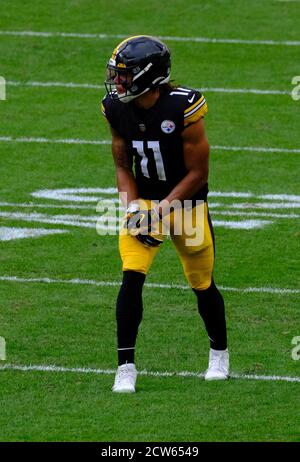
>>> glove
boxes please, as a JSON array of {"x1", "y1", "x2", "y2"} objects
[
  {"x1": 125, "y1": 203, "x2": 163, "y2": 247},
  {"x1": 135, "y1": 232, "x2": 163, "y2": 247}
]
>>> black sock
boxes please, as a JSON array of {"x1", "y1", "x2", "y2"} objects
[
  {"x1": 116, "y1": 270, "x2": 145, "y2": 365},
  {"x1": 193, "y1": 281, "x2": 227, "y2": 350}
]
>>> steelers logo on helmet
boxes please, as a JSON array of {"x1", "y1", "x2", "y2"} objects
[
  {"x1": 105, "y1": 35, "x2": 171, "y2": 103},
  {"x1": 161, "y1": 120, "x2": 176, "y2": 134}
]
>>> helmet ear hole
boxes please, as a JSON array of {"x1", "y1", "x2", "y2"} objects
[{"x1": 105, "y1": 35, "x2": 171, "y2": 102}]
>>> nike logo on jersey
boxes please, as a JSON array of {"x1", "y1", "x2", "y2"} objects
[{"x1": 188, "y1": 94, "x2": 195, "y2": 103}]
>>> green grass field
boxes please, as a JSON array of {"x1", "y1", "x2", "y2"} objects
[{"x1": 0, "y1": 0, "x2": 299, "y2": 442}]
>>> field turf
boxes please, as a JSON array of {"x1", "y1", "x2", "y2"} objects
[{"x1": 0, "y1": 0, "x2": 299, "y2": 442}]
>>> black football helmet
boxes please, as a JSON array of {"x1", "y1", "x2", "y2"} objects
[{"x1": 105, "y1": 35, "x2": 171, "y2": 102}]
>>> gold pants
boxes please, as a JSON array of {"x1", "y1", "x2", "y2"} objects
[{"x1": 119, "y1": 201, "x2": 214, "y2": 290}]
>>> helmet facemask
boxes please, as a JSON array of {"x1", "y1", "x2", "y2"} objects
[{"x1": 105, "y1": 63, "x2": 142, "y2": 103}]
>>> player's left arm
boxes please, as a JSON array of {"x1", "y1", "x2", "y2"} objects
[{"x1": 159, "y1": 118, "x2": 209, "y2": 215}]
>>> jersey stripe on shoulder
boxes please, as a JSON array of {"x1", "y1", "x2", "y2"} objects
[
  {"x1": 170, "y1": 90, "x2": 190, "y2": 96},
  {"x1": 101, "y1": 102, "x2": 106, "y2": 116},
  {"x1": 177, "y1": 86, "x2": 191, "y2": 92},
  {"x1": 184, "y1": 95, "x2": 205, "y2": 117},
  {"x1": 184, "y1": 94, "x2": 208, "y2": 126}
]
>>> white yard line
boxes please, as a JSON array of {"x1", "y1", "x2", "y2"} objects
[
  {"x1": 211, "y1": 210, "x2": 300, "y2": 219},
  {"x1": 0, "y1": 136, "x2": 110, "y2": 145},
  {"x1": 1, "y1": 30, "x2": 300, "y2": 46},
  {"x1": 0, "y1": 201, "x2": 98, "y2": 210},
  {"x1": 230, "y1": 202, "x2": 300, "y2": 210},
  {"x1": 0, "y1": 202, "x2": 298, "y2": 219},
  {"x1": 7, "y1": 80, "x2": 291, "y2": 96},
  {"x1": 0, "y1": 211, "x2": 273, "y2": 230},
  {"x1": 0, "y1": 275, "x2": 299, "y2": 295},
  {"x1": 8, "y1": 80, "x2": 103, "y2": 89},
  {"x1": 213, "y1": 145, "x2": 300, "y2": 154},
  {"x1": 0, "y1": 211, "x2": 99, "y2": 229},
  {"x1": 0, "y1": 227, "x2": 68, "y2": 241},
  {"x1": 0, "y1": 136, "x2": 299, "y2": 154},
  {"x1": 0, "y1": 363, "x2": 299, "y2": 383},
  {"x1": 212, "y1": 219, "x2": 272, "y2": 229},
  {"x1": 30, "y1": 188, "x2": 300, "y2": 203},
  {"x1": 200, "y1": 87, "x2": 290, "y2": 95}
]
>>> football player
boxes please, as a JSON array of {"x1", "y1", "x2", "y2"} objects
[{"x1": 101, "y1": 35, "x2": 229, "y2": 393}]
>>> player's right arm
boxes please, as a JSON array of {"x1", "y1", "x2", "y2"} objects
[
  {"x1": 110, "y1": 126, "x2": 139, "y2": 207},
  {"x1": 101, "y1": 96, "x2": 139, "y2": 206}
]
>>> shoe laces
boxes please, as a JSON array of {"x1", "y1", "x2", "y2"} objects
[
  {"x1": 117, "y1": 364, "x2": 136, "y2": 381},
  {"x1": 209, "y1": 352, "x2": 227, "y2": 372}
]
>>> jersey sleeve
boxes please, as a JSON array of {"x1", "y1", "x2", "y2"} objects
[
  {"x1": 183, "y1": 90, "x2": 208, "y2": 127},
  {"x1": 101, "y1": 100, "x2": 107, "y2": 117},
  {"x1": 101, "y1": 94, "x2": 117, "y2": 130}
]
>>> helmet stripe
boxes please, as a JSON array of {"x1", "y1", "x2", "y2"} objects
[{"x1": 111, "y1": 35, "x2": 146, "y2": 60}]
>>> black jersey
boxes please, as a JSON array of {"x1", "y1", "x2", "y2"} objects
[{"x1": 102, "y1": 85, "x2": 208, "y2": 201}]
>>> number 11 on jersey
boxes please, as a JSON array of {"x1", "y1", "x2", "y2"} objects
[{"x1": 132, "y1": 140, "x2": 167, "y2": 181}]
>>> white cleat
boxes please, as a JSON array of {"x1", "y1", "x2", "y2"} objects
[
  {"x1": 112, "y1": 363, "x2": 137, "y2": 393},
  {"x1": 205, "y1": 348, "x2": 229, "y2": 381}
]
